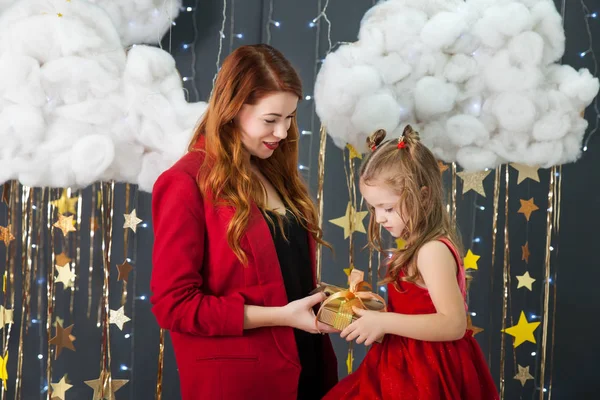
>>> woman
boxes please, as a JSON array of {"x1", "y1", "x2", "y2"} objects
[{"x1": 150, "y1": 44, "x2": 338, "y2": 400}]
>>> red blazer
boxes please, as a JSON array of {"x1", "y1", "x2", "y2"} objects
[{"x1": 150, "y1": 141, "x2": 338, "y2": 400}]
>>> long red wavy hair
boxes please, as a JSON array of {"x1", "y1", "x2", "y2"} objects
[{"x1": 188, "y1": 44, "x2": 328, "y2": 264}]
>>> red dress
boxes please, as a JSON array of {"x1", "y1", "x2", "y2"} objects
[{"x1": 324, "y1": 239, "x2": 499, "y2": 400}]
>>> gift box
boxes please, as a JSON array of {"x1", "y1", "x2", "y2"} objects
[{"x1": 313, "y1": 269, "x2": 387, "y2": 340}]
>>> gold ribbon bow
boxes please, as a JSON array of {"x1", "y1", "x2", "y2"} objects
[{"x1": 315, "y1": 269, "x2": 387, "y2": 332}]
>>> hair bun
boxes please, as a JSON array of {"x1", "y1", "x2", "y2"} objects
[
  {"x1": 402, "y1": 125, "x2": 420, "y2": 145},
  {"x1": 367, "y1": 129, "x2": 387, "y2": 151}
]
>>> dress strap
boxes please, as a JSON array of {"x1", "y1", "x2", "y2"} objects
[{"x1": 437, "y1": 238, "x2": 468, "y2": 310}]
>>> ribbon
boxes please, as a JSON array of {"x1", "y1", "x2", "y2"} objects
[{"x1": 315, "y1": 269, "x2": 387, "y2": 332}]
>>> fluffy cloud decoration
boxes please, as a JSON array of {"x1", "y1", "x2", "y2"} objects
[
  {"x1": 314, "y1": 0, "x2": 599, "y2": 170},
  {"x1": 0, "y1": 0, "x2": 206, "y2": 192},
  {"x1": 87, "y1": 0, "x2": 182, "y2": 46}
]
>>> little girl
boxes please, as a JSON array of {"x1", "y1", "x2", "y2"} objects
[{"x1": 324, "y1": 126, "x2": 498, "y2": 400}]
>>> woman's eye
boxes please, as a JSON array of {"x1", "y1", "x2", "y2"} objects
[
  {"x1": 264, "y1": 120, "x2": 275, "y2": 124},
  {"x1": 385, "y1": 208, "x2": 394, "y2": 213}
]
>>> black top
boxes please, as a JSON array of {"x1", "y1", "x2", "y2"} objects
[{"x1": 263, "y1": 210, "x2": 326, "y2": 400}]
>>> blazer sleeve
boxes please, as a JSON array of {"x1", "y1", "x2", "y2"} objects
[{"x1": 150, "y1": 168, "x2": 245, "y2": 336}]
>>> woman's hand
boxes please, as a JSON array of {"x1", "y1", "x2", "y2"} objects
[
  {"x1": 340, "y1": 306, "x2": 385, "y2": 346},
  {"x1": 281, "y1": 292, "x2": 339, "y2": 334}
]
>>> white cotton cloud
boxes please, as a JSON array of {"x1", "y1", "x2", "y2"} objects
[
  {"x1": 0, "y1": 0, "x2": 206, "y2": 192},
  {"x1": 83, "y1": 0, "x2": 181, "y2": 46},
  {"x1": 314, "y1": 0, "x2": 599, "y2": 170}
]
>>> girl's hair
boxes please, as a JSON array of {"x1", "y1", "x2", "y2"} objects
[
  {"x1": 360, "y1": 125, "x2": 463, "y2": 285},
  {"x1": 188, "y1": 44, "x2": 328, "y2": 264}
]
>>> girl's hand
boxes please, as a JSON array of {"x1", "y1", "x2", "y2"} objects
[{"x1": 340, "y1": 306, "x2": 385, "y2": 346}]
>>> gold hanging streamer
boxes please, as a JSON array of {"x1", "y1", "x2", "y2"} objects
[
  {"x1": 88, "y1": 184, "x2": 98, "y2": 320},
  {"x1": 34, "y1": 190, "x2": 45, "y2": 325},
  {"x1": 155, "y1": 328, "x2": 165, "y2": 400},
  {"x1": 121, "y1": 184, "x2": 131, "y2": 306},
  {"x1": 99, "y1": 181, "x2": 115, "y2": 397},
  {"x1": 547, "y1": 166, "x2": 561, "y2": 400},
  {"x1": 71, "y1": 190, "x2": 83, "y2": 316},
  {"x1": 538, "y1": 166, "x2": 556, "y2": 399},
  {"x1": 488, "y1": 168, "x2": 502, "y2": 364},
  {"x1": 451, "y1": 163, "x2": 457, "y2": 226},
  {"x1": 45, "y1": 189, "x2": 58, "y2": 400},
  {"x1": 498, "y1": 165, "x2": 510, "y2": 399},
  {"x1": 13, "y1": 187, "x2": 33, "y2": 400},
  {"x1": 315, "y1": 125, "x2": 328, "y2": 283}
]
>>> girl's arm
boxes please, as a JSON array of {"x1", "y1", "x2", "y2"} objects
[{"x1": 342, "y1": 241, "x2": 466, "y2": 344}]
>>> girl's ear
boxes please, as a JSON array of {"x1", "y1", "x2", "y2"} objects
[{"x1": 420, "y1": 186, "x2": 430, "y2": 200}]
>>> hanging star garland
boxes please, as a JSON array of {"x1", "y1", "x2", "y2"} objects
[
  {"x1": 516, "y1": 271, "x2": 536, "y2": 291},
  {"x1": 510, "y1": 163, "x2": 540, "y2": 185},
  {"x1": 123, "y1": 209, "x2": 142, "y2": 233},
  {"x1": 84, "y1": 370, "x2": 128, "y2": 400},
  {"x1": 514, "y1": 365, "x2": 534, "y2": 386},
  {"x1": 395, "y1": 238, "x2": 407, "y2": 249},
  {"x1": 0, "y1": 225, "x2": 15, "y2": 247},
  {"x1": 116, "y1": 261, "x2": 133, "y2": 282},
  {"x1": 518, "y1": 198, "x2": 539, "y2": 222},
  {"x1": 438, "y1": 161, "x2": 449, "y2": 173},
  {"x1": 346, "y1": 144, "x2": 362, "y2": 160},
  {"x1": 457, "y1": 170, "x2": 490, "y2": 197},
  {"x1": 110, "y1": 306, "x2": 131, "y2": 330},
  {"x1": 501, "y1": 311, "x2": 540, "y2": 348},
  {"x1": 55, "y1": 264, "x2": 75, "y2": 290},
  {"x1": 53, "y1": 214, "x2": 76, "y2": 236},
  {"x1": 51, "y1": 189, "x2": 78, "y2": 215},
  {"x1": 521, "y1": 242, "x2": 530, "y2": 263},
  {"x1": 346, "y1": 351, "x2": 354, "y2": 375},
  {"x1": 55, "y1": 252, "x2": 71, "y2": 267},
  {"x1": 0, "y1": 306, "x2": 13, "y2": 329},
  {"x1": 329, "y1": 202, "x2": 369, "y2": 239},
  {"x1": 466, "y1": 314, "x2": 484, "y2": 336},
  {"x1": 0, "y1": 352, "x2": 7, "y2": 390},
  {"x1": 51, "y1": 375, "x2": 73, "y2": 400},
  {"x1": 49, "y1": 322, "x2": 76, "y2": 359},
  {"x1": 463, "y1": 250, "x2": 480, "y2": 270}
]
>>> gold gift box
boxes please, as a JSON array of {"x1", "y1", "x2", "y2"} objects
[{"x1": 313, "y1": 269, "x2": 387, "y2": 341}]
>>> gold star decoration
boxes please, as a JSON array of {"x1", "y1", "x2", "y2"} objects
[
  {"x1": 110, "y1": 306, "x2": 131, "y2": 330},
  {"x1": 84, "y1": 370, "x2": 128, "y2": 400},
  {"x1": 518, "y1": 198, "x2": 539, "y2": 222},
  {"x1": 51, "y1": 375, "x2": 73, "y2": 400},
  {"x1": 329, "y1": 202, "x2": 369, "y2": 239},
  {"x1": 516, "y1": 271, "x2": 536, "y2": 291},
  {"x1": 55, "y1": 264, "x2": 75, "y2": 290},
  {"x1": 463, "y1": 250, "x2": 480, "y2": 271},
  {"x1": 457, "y1": 170, "x2": 491, "y2": 197},
  {"x1": 123, "y1": 209, "x2": 142, "y2": 233},
  {"x1": 514, "y1": 364, "x2": 534, "y2": 386},
  {"x1": 51, "y1": 189, "x2": 78, "y2": 215},
  {"x1": 510, "y1": 163, "x2": 540, "y2": 185},
  {"x1": 346, "y1": 350, "x2": 354, "y2": 375},
  {"x1": 521, "y1": 242, "x2": 530, "y2": 263},
  {"x1": 57, "y1": 13, "x2": 63, "y2": 17},
  {"x1": 0, "y1": 225, "x2": 15, "y2": 247},
  {"x1": 501, "y1": 311, "x2": 540, "y2": 348},
  {"x1": 53, "y1": 214, "x2": 76, "y2": 236},
  {"x1": 346, "y1": 144, "x2": 362, "y2": 160},
  {"x1": 438, "y1": 161, "x2": 449, "y2": 173},
  {"x1": 55, "y1": 252, "x2": 71, "y2": 268},
  {"x1": 467, "y1": 314, "x2": 484, "y2": 336},
  {"x1": 49, "y1": 322, "x2": 76, "y2": 359},
  {"x1": 395, "y1": 238, "x2": 407, "y2": 249},
  {"x1": 116, "y1": 261, "x2": 133, "y2": 282},
  {"x1": 343, "y1": 264, "x2": 354, "y2": 277},
  {"x1": 0, "y1": 306, "x2": 14, "y2": 329},
  {"x1": 0, "y1": 352, "x2": 7, "y2": 390}
]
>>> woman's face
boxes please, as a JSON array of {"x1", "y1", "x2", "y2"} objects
[{"x1": 235, "y1": 91, "x2": 298, "y2": 159}]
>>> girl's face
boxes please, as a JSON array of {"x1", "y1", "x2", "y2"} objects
[
  {"x1": 234, "y1": 91, "x2": 298, "y2": 159},
  {"x1": 360, "y1": 179, "x2": 406, "y2": 238}
]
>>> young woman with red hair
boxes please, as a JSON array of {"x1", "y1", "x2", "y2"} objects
[{"x1": 150, "y1": 44, "x2": 338, "y2": 400}]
